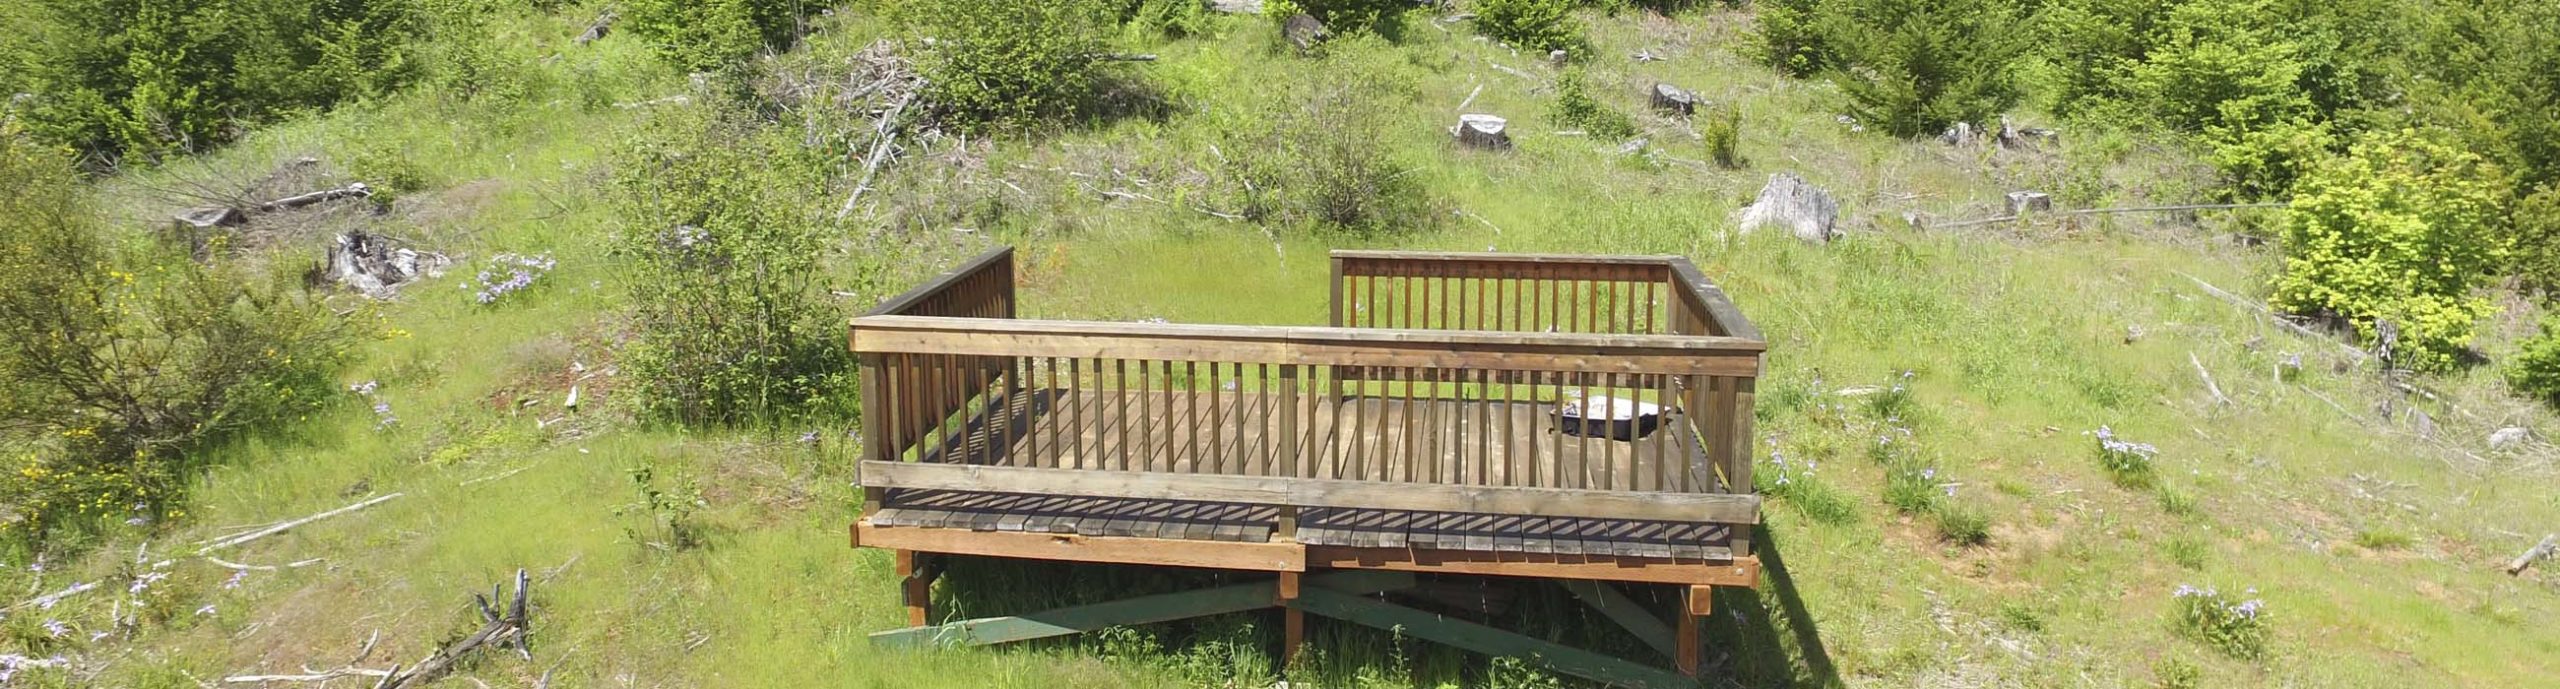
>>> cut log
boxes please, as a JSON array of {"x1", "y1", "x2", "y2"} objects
[
  {"x1": 1455, "y1": 114, "x2": 1512, "y2": 150},
  {"x1": 175, "y1": 207, "x2": 246, "y2": 230},
  {"x1": 2508, "y1": 534, "x2": 2556, "y2": 575},
  {"x1": 256, "y1": 183, "x2": 371, "y2": 212},
  {"x1": 1734, "y1": 172, "x2": 1839, "y2": 243},
  {"x1": 2005, "y1": 191, "x2": 2052, "y2": 215},
  {"x1": 1649, "y1": 83, "x2": 1697, "y2": 117}
]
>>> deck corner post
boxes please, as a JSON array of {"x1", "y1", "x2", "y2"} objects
[
  {"x1": 1676, "y1": 585, "x2": 1712, "y2": 677},
  {"x1": 1278, "y1": 572, "x2": 1305, "y2": 667},
  {"x1": 897, "y1": 550, "x2": 936, "y2": 627}
]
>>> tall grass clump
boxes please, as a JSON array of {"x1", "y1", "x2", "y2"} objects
[
  {"x1": 609, "y1": 109, "x2": 857, "y2": 426},
  {"x1": 1761, "y1": 448, "x2": 1856, "y2": 525},
  {"x1": 890, "y1": 0, "x2": 1125, "y2": 132},
  {"x1": 0, "y1": 125, "x2": 348, "y2": 550},
  {"x1": 2270, "y1": 129, "x2": 2510, "y2": 373}
]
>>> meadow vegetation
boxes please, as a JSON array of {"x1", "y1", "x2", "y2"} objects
[{"x1": 0, "y1": 1, "x2": 2557, "y2": 688}]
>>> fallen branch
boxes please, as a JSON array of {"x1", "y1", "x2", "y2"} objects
[
  {"x1": 223, "y1": 668, "x2": 392, "y2": 684},
  {"x1": 6, "y1": 580, "x2": 99, "y2": 613},
  {"x1": 1085, "y1": 52, "x2": 1159, "y2": 62},
  {"x1": 2508, "y1": 534, "x2": 2556, "y2": 575},
  {"x1": 207, "y1": 556, "x2": 325, "y2": 572},
  {"x1": 1933, "y1": 201, "x2": 2288, "y2": 229},
  {"x1": 834, "y1": 87, "x2": 918, "y2": 220},
  {"x1": 2190, "y1": 351, "x2": 2232, "y2": 406},
  {"x1": 1455, "y1": 83, "x2": 1484, "y2": 113},
  {"x1": 2180, "y1": 273, "x2": 2369, "y2": 363},
  {"x1": 377, "y1": 570, "x2": 533, "y2": 689},
  {"x1": 255, "y1": 184, "x2": 374, "y2": 213},
  {"x1": 198, "y1": 493, "x2": 405, "y2": 556}
]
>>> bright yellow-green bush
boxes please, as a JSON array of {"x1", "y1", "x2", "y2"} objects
[
  {"x1": 2270, "y1": 130, "x2": 2511, "y2": 372},
  {"x1": 2509, "y1": 317, "x2": 2560, "y2": 409},
  {"x1": 890, "y1": 0, "x2": 1122, "y2": 133},
  {"x1": 1475, "y1": 0, "x2": 1586, "y2": 54},
  {"x1": 0, "y1": 124, "x2": 348, "y2": 548},
  {"x1": 624, "y1": 0, "x2": 805, "y2": 73}
]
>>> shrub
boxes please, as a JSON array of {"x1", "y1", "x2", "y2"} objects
[
  {"x1": 1549, "y1": 70, "x2": 1636, "y2": 140},
  {"x1": 2512, "y1": 186, "x2": 2560, "y2": 295},
  {"x1": 610, "y1": 110, "x2": 856, "y2": 426},
  {"x1": 1280, "y1": 0, "x2": 1412, "y2": 35},
  {"x1": 2270, "y1": 129, "x2": 2511, "y2": 372},
  {"x1": 2506, "y1": 317, "x2": 2560, "y2": 409},
  {"x1": 2171, "y1": 584, "x2": 2269, "y2": 659},
  {"x1": 1753, "y1": 0, "x2": 1833, "y2": 78},
  {"x1": 2093, "y1": 425, "x2": 2157, "y2": 487},
  {"x1": 617, "y1": 461, "x2": 707, "y2": 550},
  {"x1": 1818, "y1": 0, "x2": 2029, "y2": 138},
  {"x1": 891, "y1": 0, "x2": 1121, "y2": 132},
  {"x1": 0, "y1": 126, "x2": 348, "y2": 546},
  {"x1": 14, "y1": 0, "x2": 425, "y2": 163},
  {"x1": 1224, "y1": 37, "x2": 1429, "y2": 231},
  {"x1": 624, "y1": 0, "x2": 804, "y2": 73},
  {"x1": 1703, "y1": 106, "x2": 1743, "y2": 169},
  {"x1": 1474, "y1": 0, "x2": 1585, "y2": 54}
]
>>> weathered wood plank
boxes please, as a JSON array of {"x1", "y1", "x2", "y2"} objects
[
  {"x1": 1559, "y1": 580, "x2": 1680, "y2": 661},
  {"x1": 861, "y1": 461, "x2": 1759, "y2": 524},
  {"x1": 870, "y1": 571, "x2": 1414, "y2": 648},
  {"x1": 1306, "y1": 546, "x2": 1755, "y2": 586},
  {"x1": 856, "y1": 524, "x2": 1304, "y2": 571}
]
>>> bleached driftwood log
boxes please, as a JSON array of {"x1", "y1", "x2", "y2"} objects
[{"x1": 2509, "y1": 534, "x2": 2557, "y2": 575}]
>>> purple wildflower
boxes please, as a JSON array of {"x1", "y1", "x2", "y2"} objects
[{"x1": 42, "y1": 619, "x2": 67, "y2": 638}]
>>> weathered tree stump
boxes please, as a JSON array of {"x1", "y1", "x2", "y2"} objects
[
  {"x1": 1548, "y1": 49, "x2": 1569, "y2": 66},
  {"x1": 1939, "y1": 122, "x2": 1977, "y2": 147},
  {"x1": 1735, "y1": 172, "x2": 1839, "y2": 244},
  {"x1": 1210, "y1": 0, "x2": 1262, "y2": 13},
  {"x1": 2490, "y1": 426, "x2": 2532, "y2": 450},
  {"x1": 2005, "y1": 191, "x2": 2052, "y2": 215},
  {"x1": 1284, "y1": 14, "x2": 1329, "y2": 53},
  {"x1": 1455, "y1": 114, "x2": 1511, "y2": 150},
  {"x1": 1649, "y1": 83, "x2": 1696, "y2": 117},
  {"x1": 326, "y1": 232, "x2": 450, "y2": 299},
  {"x1": 575, "y1": 10, "x2": 615, "y2": 45}
]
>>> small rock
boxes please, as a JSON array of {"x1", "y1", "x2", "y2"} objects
[
  {"x1": 2005, "y1": 191, "x2": 2053, "y2": 215},
  {"x1": 1734, "y1": 172, "x2": 1840, "y2": 244},
  {"x1": 2490, "y1": 426, "x2": 2531, "y2": 450},
  {"x1": 2122, "y1": 324, "x2": 2144, "y2": 344},
  {"x1": 1455, "y1": 114, "x2": 1511, "y2": 150},
  {"x1": 1649, "y1": 83, "x2": 1697, "y2": 117}
]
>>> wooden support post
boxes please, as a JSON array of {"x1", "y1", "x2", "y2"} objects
[
  {"x1": 1676, "y1": 585, "x2": 1712, "y2": 677},
  {"x1": 897, "y1": 550, "x2": 934, "y2": 627},
  {"x1": 1278, "y1": 572, "x2": 1305, "y2": 667}
]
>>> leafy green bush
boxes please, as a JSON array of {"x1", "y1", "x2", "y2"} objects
[
  {"x1": 0, "y1": 125, "x2": 348, "y2": 547},
  {"x1": 14, "y1": 0, "x2": 425, "y2": 163},
  {"x1": 1474, "y1": 0, "x2": 1585, "y2": 54},
  {"x1": 2512, "y1": 186, "x2": 2560, "y2": 295},
  {"x1": 610, "y1": 110, "x2": 857, "y2": 426},
  {"x1": 624, "y1": 0, "x2": 804, "y2": 72},
  {"x1": 1224, "y1": 37, "x2": 1430, "y2": 232},
  {"x1": 1822, "y1": 0, "x2": 2028, "y2": 138},
  {"x1": 891, "y1": 0, "x2": 1122, "y2": 132},
  {"x1": 2507, "y1": 317, "x2": 2560, "y2": 409},
  {"x1": 1703, "y1": 106, "x2": 1743, "y2": 168},
  {"x1": 1548, "y1": 70, "x2": 1636, "y2": 140},
  {"x1": 2270, "y1": 130, "x2": 2511, "y2": 372},
  {"x1": 1752, "y1": 0, "x2": 1834, "y2": 78},
  {"x1": 1277, "y1": 0, "x2": 1412, "y2": 35}
]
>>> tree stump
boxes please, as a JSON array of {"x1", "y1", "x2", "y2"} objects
[
  {"x1": 2005, "y1": 191, "x2": 2052, "y2": 215},
  {"x1": 1283, "y1": 14, "x2": 1329, "y2": 53},
  {"x1": 1735, "y1": 172, "x2": 1839, "y2": 244},
  {"x1": 1938, "y1": 122, "x2": 1977, "y2": 147},
  {"x1": 1649, "y1": 83, "x2": 1696, "y2": 117},
  {"x1": 1548, "y1": 49, "x2": 1569, "y2": 66},
  {"x1": 1456, "y1": 114, "x2": 1511, "y2": 150}
]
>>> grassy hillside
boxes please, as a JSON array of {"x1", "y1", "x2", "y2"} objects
[{"x1": 4, "y1": 3, "x2": 2557, "y2": 688}]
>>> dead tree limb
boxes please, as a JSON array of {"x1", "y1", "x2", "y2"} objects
[
  {"x1": 254, "y1": 184, "x2": 374, "y2": 212},
  {"x1": 2179, "y1": 273, "x2": 2369, "y2": 363},
  {"x1": 198, "y1": 493, "x2": 404, "y2": 555},
  {"x1": 2508, "y1": 534, "x2": 2556, "y2": 575},
  {"x1": 2191, "y1": 351, "x2": 2233, "y2": 406},
  {"x1": 378, "y1": 570, "x2": 532, "y2": 689}
]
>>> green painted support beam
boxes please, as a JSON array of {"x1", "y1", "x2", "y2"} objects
[
  {"x1": 1289, "y1": 587, "x2": 1696, "y2": 689},
  {"x1": 872, "y1": 571, "x2": 1413, "y2": 648},
  {"x1": 1558, "y1": 580, "x2": 1678, "y2": 661}
]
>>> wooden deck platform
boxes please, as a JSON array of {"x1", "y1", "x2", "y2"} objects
[{"x1": 849, "y1": 249, "x2": 1770, "y2": 685}]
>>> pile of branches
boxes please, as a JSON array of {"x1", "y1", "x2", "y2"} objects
[{"x1": 758, "y1": 39, "x2": 947, "y2": 219}]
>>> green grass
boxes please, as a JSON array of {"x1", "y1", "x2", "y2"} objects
[{"x1": 5, "y1": 3, "x2": 2560, "y2": 688}]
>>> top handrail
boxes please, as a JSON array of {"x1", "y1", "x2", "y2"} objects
[{"x1": 865, "y1": 246, "x2": 1015, "y2": 318}]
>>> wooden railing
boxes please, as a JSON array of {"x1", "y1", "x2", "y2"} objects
[{"x1": 855, "y1": 249, "x2": 1767, "y2": 539}]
